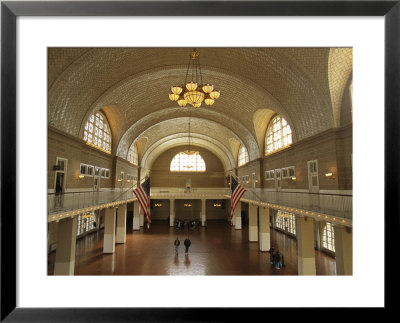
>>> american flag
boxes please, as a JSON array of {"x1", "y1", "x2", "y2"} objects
[
  {"x1": 230, "y1": 175, "x2": 246, "y2": 226},
  {"x1": 133, "y1": 177, "x2": 151, "y2": 229}
]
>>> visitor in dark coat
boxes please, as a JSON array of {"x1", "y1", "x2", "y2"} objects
[{"x1": 184, "y1": 237, "x2": 191, "y2": 256}]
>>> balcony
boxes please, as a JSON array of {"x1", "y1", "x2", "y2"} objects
[{"x1": 48, "y1": 187, "x2": 352, "y2": 226}]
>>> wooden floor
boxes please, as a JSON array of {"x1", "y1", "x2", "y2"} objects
[{"x1": 48, "y1": 220, "x2": 336, "y2": 275}]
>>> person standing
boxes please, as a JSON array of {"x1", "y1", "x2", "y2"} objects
[
  {"x1": 268, "y1": 246, "x2": 275, "y2": 265},
  {"x1": 274, "y1": 250, "x2": 281, "y2": 269},
  {"x1": 174, "y1": 237, "x2": 180, "y2": 255},
  {"x1": 184, "y1": 237, "x2": 191, "y2": 256}
]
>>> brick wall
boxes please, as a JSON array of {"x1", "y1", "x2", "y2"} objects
[
  {"x1": 48, "y1": 127, "x2": 138, "y2": 192},
  {"x1": 235, "y1": 126, "x2": 352, "y2": 191},
  {"x1": 150, "y1": 146, "x2": 225, "y2": 188}
]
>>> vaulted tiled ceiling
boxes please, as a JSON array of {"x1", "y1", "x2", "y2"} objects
[{"x1": 48, "y1": 47, "x2": 352, "y2": 171}]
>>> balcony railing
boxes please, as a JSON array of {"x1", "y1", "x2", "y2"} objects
[
  {"x1": 48, "y1": 187, "x2": 352, "y2": 221},
  {"x1": 242, "y1": 189, "x2": 352, "y2": 220},
  {"x1": 48, "y1": 189, "x2": 136, "y2": 215}
]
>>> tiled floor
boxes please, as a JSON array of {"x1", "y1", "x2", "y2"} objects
[{"x1": 48, "y1": 220, "x2": 336, "y2": 275}]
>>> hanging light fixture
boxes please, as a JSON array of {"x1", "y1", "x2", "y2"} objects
[
  {"x1": 169, "y1": 49, "x2": 221, "y2": 108},
  {"x1": 184, "y1": 106, "x2": 197, "y2": 156}
]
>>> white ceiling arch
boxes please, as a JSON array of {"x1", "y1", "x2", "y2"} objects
[
  {"x1": 117, "y1": 114, "x2": 258, "y2": 162},
  {"x1": 141, "y1": 134, "x2": 234, "y2": 171}
]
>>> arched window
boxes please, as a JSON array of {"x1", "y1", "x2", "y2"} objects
[
  {"x1": 322, "y1": 222, "x2": 335, "y2": 252},
  {"x1": 170, "y1": 152, "x2": 206, "y2": 172},
  {"x1": 238, "y1": 145, "x2": 249, "y2": 167},
  {"x1": 265, "y1": 115, "x2": 292, "y2": 155},
  {"x1": 83, "y1": 111, "x2": 111, "y2": 153},
  {"x1": 127, "y1": 143, "x2": 138, "y2": 165}
]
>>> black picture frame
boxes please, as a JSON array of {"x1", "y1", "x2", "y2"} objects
[{"x1": 1, "y1": 1, "x2": 398, "y2": 321}]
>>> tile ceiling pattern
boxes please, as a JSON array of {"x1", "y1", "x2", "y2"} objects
[{"x1": 48, "y1": 48, "x2": 352, "y2": 170}]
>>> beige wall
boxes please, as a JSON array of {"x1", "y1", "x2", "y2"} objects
[
  {"x1": 235, "y1": 126, "x2": 352, "y2": 191},
  {"x1": 150, "y1": 145, "x2": 226, "y2": 188},
  {"x1": 238, "y1": 159, "x2": 262, "y2": 189},
  {"x1": 48, "y1": 127, "x2": 138, "y2": 191}
]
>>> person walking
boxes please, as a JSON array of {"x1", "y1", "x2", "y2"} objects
[
  {"x1": 174, "y1": 237, "x2": 180, "y2": 255},
  {"x1": 184, "y1": 237, "x2": 191, "y2": 256}
]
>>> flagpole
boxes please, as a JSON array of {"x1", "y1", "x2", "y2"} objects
[
  {"x1": 229, "y1": 171, "x2": 263, "y2": 203},
  {"x1": 111, "y1": 182, "x2": 137, "y2": 202},
  {"x1": 112, "y1": 174, "x2": 151, "y2": 203}
]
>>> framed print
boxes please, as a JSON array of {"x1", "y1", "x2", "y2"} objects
[{"x1": 1, "y1": 0, "x2": 399, "y2": 321}]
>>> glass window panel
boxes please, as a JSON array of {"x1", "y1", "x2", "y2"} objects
[
  {"x1": 322, "y1": 222, "x2": 335, "y2": 252},
  {"x1": 82, "y1": 111, "x2": 112, "y2": 153},
  {"x1": 170, "y1": 152, "x2": 206, "y2": 172},
  {"x1": 265, "y1": 115, "x2": 292, "y2": 155}
]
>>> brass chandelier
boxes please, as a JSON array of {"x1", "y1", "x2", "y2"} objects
[{"x1": 169, "y1": 49, "x2": 221, "y2": 108}]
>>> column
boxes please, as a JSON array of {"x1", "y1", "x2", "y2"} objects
[
  {"x1": 258, "y1": 207, "x2": 270, "y2": 251},
  {"x1": 296, "y1": 216, "x2": 316, "y2": 275},
  {"x1": 54, "y1": 216, "x2": 78, "y2": 275},
  {"x1": 133, "y1": 201, "x2": 140, "y2": 230},
  {"x1": 201, "y1": 199, "x2": 206, "y2": 226},
  {"x1": 48, "y1": 221, "x2": 58, "y2": 253},
  {"x1": 226, "y1": 199, "x2": 231, "y2": 222},
  {"x1": 334, "y1": 226, "x2": 353, "y2": 275},
  {"x1": 234, "y1": 201, "x2": 242, "y2": 229},
  {"x1": 139, "y1": 205, "x2": 144, "y2": 227},
  {"x1": 116, "y1": 203, "x2": 127, "y2": 244},
  {"x1": 103, "y1": 207, "x2": 116, "y2": 254},
  {"x1": 169, "y1": 199, "x2": 175, "y2": 227},
  {"x1": 249, "y1": 204, "x2": 258, "y2": 242}
]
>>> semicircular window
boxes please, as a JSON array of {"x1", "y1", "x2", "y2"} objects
[
  {"x1": 170, "y1": 152, "x2": 206, "y2": 172},
  {"x1": 265, "y1": 115, "x2": 292, "y2": 155},
  {"x1": 83, "y1": 111, "x2": 112, "y2": 153}
]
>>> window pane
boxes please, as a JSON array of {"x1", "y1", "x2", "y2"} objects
[
  {"x1": 265, "y1": 115, "x2": 292, "y2": 155},
  {"x1": 170, "y1": 152, "x2": 206, "y2": 172},
  {"x1": 82, "y1": 111, "x2": 111, "y2": 153}
]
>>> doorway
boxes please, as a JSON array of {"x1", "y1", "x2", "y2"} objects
[
  {"x1": 54, "y1": 157, "x2": 67, "y2": 207},
  {"x1": 275, "y1": 169, "x2": 282, "y2": 191},
  {"x1": 307, "y1": 160, "x2": 319, "y2": 193}
]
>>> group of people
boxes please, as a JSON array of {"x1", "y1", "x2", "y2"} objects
[
  {"x1": 269, "y1": 246, "x2": 284, "y2": 269},
  {"x1": 174, "y1": 237, "x2": 191, "y2": 256},
  {"x1": 175, "y1": 220, "x2": 201, "y2": 232}
]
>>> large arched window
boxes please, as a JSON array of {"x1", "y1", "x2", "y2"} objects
[
  {"x1": 238, "y1": 145, "x2": 249, "y2": 167},
  {"x1": 83, "y1": 111, "x2": 111, "y2": 153},
  {"x1": 322, "y1": 222, "x2": 335, "y2": 252},
  {"x1": 127, "y1": 143, "x2": 138, "y2": 165},
  {"x1": 170, "y1": 152, "x2": 206, "y2": 172},
  {"x1": 265, "y1": 115, "x2": 292, "y2": 155}
]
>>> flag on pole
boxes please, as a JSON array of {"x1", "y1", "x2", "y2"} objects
[
  {"x1": 230, "y1": 175, "x2": 246, "y2": 226},
  {"x1": 133, "y1": 177, "x2": 151, "y2": 229}
]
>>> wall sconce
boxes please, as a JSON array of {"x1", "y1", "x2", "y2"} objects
[
  {"x1": 325, "y1": 172, "x2": 335, "y2": 179},
  {"x1": 291, "y1": 176, "x2": 296, "y2": 181},
  {"x1": 184, "y1": 203, "x2": 192, "y2": 207},
  {"x1": 78, "y1": 175, "x2": 85, "y2": 179},
  {"x1": 213, "y1": 203, "x2": 221, "y2": 207},
  {"x1": 154, "y1": 203, "x2": 162, "y2": 207}
]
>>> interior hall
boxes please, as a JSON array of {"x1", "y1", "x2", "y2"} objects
[{"x1": 47, "y1": 48, "x2": 352, "y2": 276}]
